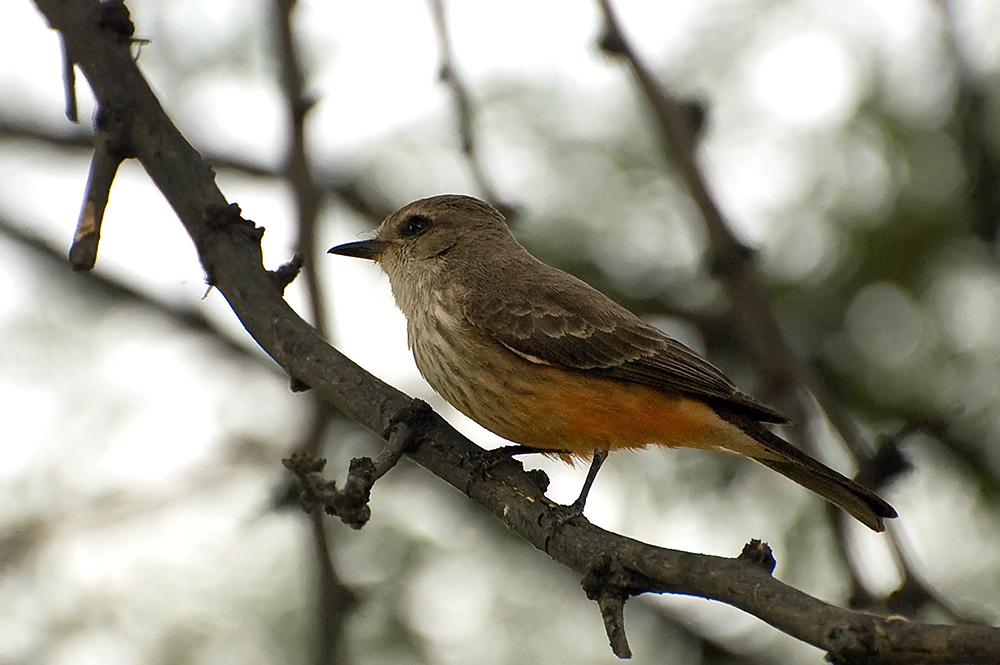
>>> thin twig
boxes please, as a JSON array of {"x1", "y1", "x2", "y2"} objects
[
  {"x1": 69, "y1": 106, "x2": 131, "y2": 270},
  {"x1": 272, "y1": 0, "x2": 325, "y2": 329},
  {"x1": 593, "y1": 0, "x2": 930, "y2": 634},
  {"x1": 269, "y1": 3, "x2": 353, "y2": 664},
  {"x1": 60, "y1": 33, "x2": 78, "y2": 122},
  {"x1": 0, "y1": 212, "x2": 275, "y2": 371},
  {"x1": 0, "y1": 118, "x2": 392, "y2": 226},
  {"x1": 426, "y1": 0, "x2": 514, "y2": 217},
  {"x1": 283, "y1": 399, "x2": 429, "y2": 529}
]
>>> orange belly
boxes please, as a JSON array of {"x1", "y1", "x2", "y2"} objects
[{"x1": 441, "y1": 358, "x2": 758, "y2": 461}]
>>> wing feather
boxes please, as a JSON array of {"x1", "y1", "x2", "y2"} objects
[{"x1": 463, "y1": 261, "x2": 788, "y2": 424}]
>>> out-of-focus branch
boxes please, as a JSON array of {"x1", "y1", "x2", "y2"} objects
[
  {"x1": 594, "y1": 0, "x2": 799, "y2": 413},
  {"x1": 426, "y1": 0, "x2": 514, "y2": 217},
  {"x1": 0, "y1": 119, "x2": 391, "y2": 227},
  {"x1": 0, "y1": 211, "x2": 272, "y2": 369},
  {"x1": 271, "y1": 0, "x2": 325, "y2": 331},
  {"x1": 884, "y1": 527, "x2": 979, "y2": 624},
  {"x1": 938, "y1": 0, "x2": 1000, "y2": 244},
  {"x1": 594, "y1": 0, "x2": 918, "y2": 619},
  {"x1": 594, "y1": 0, "x2": 900, "y2": 495},
  {"x1": 268, "y1": 3, "x2": 355, "y2": 664},
  {"x1": 0, "y1": 119, "x2": 93, "y2": 146}
]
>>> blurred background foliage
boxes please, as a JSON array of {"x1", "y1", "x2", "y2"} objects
[{"x1": 2, "y1": 0, "x2": 1000, "y2": 663}]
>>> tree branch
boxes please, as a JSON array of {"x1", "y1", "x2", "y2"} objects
[
  {"x1": 938, "y1": 0, "x2": 1000, "y2": 245},
  {"x1": 32, "y1": 0, "x2": 1000, "y2": 661},
  {"x1": 595, "y1": 0, "x2": 915, "y2": 612},
  {"x1": 267, "y1": 3, "x2": 355, "y2": 663},
  {"x1": 425, "y1": 0, "x2": 513, "y2": 216},
  {"x1": 595, "y1": 0, "x2": 896, "y2": 482},
  {"x1": 0, "y1": 119, "x2": 392, "y2": 230},
  {"x1": 0, "y1": 211, "x2": 273, "y2": 369}
]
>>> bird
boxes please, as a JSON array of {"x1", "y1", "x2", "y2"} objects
[{"x1": 328, "y1": 194, "x2": 897, "y2": 531}]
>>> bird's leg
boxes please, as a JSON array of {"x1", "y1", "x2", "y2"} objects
[
  {"x1": 568, "y1": 448, "x2": 608, "y2": 513},
  {"x1": 540, "y1": 450, "x2": 610, "y2": 542}
]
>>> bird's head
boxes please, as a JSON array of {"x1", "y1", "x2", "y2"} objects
[{"x1": 328, "y1": 194, "x2": 513, "y2": 279}]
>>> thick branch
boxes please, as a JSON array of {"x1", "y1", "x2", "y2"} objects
[{"x1": 33, "y1": 0, "x2": 1000, "y2": 661}]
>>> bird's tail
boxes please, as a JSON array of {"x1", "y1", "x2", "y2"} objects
[
  {"x1": 719, "y1": 413, "x2": 897, "y2": 532},
  {"x1": 751, "y1": 449, "x2": 896, "y2": 532}
]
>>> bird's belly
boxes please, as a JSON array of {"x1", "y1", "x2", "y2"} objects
[{"x1": 410, "y1": 320, "x2": 748, "y2": 460}]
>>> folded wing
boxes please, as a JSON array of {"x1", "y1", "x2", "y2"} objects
[{"x1": 463, "y1": 262, "x2": 788, "y2": 424}]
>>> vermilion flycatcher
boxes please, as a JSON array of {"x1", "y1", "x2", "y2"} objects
[{"x1": 329, "y1": 195, "x2": 897, "y2": 531}]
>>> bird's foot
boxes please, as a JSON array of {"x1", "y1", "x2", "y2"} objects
[{"x1": 542, "y1": 500, "x2": 589, "y2": 530}]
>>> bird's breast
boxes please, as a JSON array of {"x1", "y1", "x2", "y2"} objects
[
  {"x1": 409, "y1": 294, "x2": 478, "y2": 400},
  {"x1": 406, "y1": 296, "x2": 751, "y2": 459}
]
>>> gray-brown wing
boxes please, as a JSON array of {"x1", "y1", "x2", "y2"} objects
[{"x1": 463, "y1": 264, "x2": 788, "y2": 424}]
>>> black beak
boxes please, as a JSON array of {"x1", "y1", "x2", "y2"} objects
[{"x1": 327, "y1": 239, "x2": 390, "y2": 260}]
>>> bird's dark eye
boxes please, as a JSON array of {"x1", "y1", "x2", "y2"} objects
[{"x1": 399, "y1": 214, "x2": 431, "y2": 238}]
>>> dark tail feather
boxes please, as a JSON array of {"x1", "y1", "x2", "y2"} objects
[
  {"x1": 752, "y1": 452, "x2": 897, "y2": 532},
  {"x1": 715, "y1": 410, "x2": 898, "y2": 531}
]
